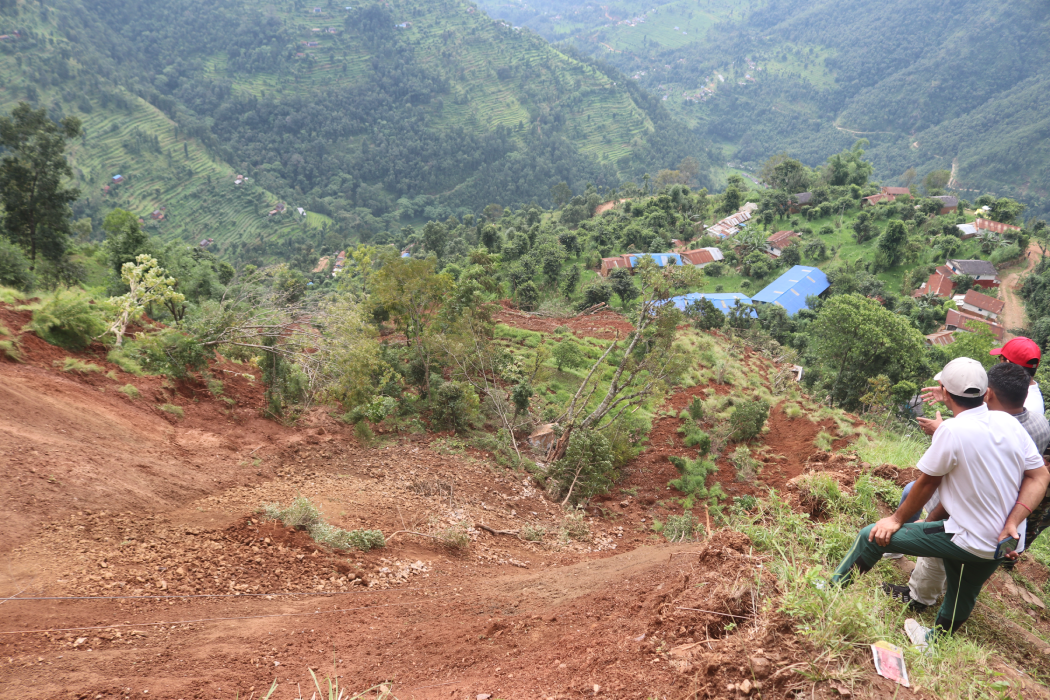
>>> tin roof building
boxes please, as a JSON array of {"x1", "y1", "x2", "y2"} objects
[{"x1": 752, "y1": 265, "x2": 830, "y2": 315}]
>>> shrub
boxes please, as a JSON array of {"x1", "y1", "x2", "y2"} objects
[
  {"x1": 548, "y1": 429, "x2": 616, "y2": 505},
  {"x1": 270, "y1": 496, "x2": 322, "y2": 530},
  {"x1": 688, "y1": 396, "x2": 704, "y2": 421},
  {"x1": 260, "y1": 498, "x2": 385, "y2": 551},
  {"x1": 520, "y1": 524, "x2": 546, "y2": 542},
  {"x1": 560, "y1": 510, "x2": 591, "y2": 541},
  {"x1": 783, "y1": 402, "x2": 803, "y2": 419},
  {"x1": 661, "y1": 512, "x2": 703, "y2": 542},
  {"x1": 667, "y1": 455, "x2": 725, "y2": 509},
  {"x1": 814, "y1": 430, "x2": 835, "y2": 451},
  {"x1": 552, "y1": 338, "x2": 587, "y2": 371},
  {"x1": 29, "y1": 292, "x2": 106, "y2": 350},
  {"x1": 680, "y1": 424, "x2": 711, "y2": 455},
  {"x1": 118, "y1": 384, "x2": 140, "y2": 399},
  {"x1": 57, "y1": 357, "x2": 103, "y2": 374},
  {"x1": 353, "y1": 421, "x2": 375, "y2": 443},
  {"x1": 429, "y1": 380, "x2": 480, "y2": 432},
  {"x1": 0, "y1": 323, "x2": 22, "y2": 362},
  {"x1": 730, "y1": 445, "x2": 762, "y2": 482},
  {"x1": 116, "y1": 328, "x2": 208, "y2": 378},
  {"x1": 729, "y1": 399, "x2": 770, "y2": 442},
  {"x1": 106, "y1": 347, "x2": 146, "y2": 375},
  {"x1": 158, "y1": 403, "x2": 184, "y2": 419},
  {"x1": 0, "y1": 239, "x2": 35, "y2": 291}
]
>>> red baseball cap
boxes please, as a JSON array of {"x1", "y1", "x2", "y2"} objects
[{"x1": 990, "y1": 337, "x2": 1041, "y2": 369}]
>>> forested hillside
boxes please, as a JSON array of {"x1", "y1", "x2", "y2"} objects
[
  {"x1": 480, "y1": 0, "x2": 1050, "y2": 217},
  {"x1": 0, "y1": 0, "x2": 713, "y2": 264}
]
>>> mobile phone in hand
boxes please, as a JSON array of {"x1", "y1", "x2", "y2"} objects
[{"x1": 995, "y1": 536, "x2": 1019, "y2": 560}]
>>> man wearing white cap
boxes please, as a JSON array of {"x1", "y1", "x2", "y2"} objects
[{"x1": 831, "y1": 358, "x2": 1048, "y2": 642}]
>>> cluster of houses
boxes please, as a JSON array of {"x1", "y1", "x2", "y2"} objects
[
  {"x1": 914, "y1": 259, "x2": 1007, "y2": 344},
  {"x1": 705, "y1": 202, "x2": 757, "y2": 238},
  {"x1": 268, "y1": 202, "x2": 287, "y2": 217},
  {"x1": 666, "y1": 265, "x2": 831, "y2": 318},
  {"x1": 331, "y1": 250, "x2": 348, "y2": 276},
  {"x1": 599, "y1": 248, "x2": 724, "y2": 276}
]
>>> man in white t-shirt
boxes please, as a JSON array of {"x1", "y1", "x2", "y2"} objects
[
  {"x1": 832, "y1": 358, "x2": 1047, "y2": 640},
  {"x1": 990, "y1": 337, "x2": 1044, "y2": 416}
]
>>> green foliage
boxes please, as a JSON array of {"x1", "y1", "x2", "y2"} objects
[
  {"x1": 814, "y1": 430, "x2": 835, "y2": 451},
  {"x1": 0, "y1": 238, "x2": 34, "y2": 291},
  {"x1": 550, "y1": 429, "x2": 616, "y2": 505},
  {"x1": 730, "y1": 445, "x2": 762, "y2": 482},
  {"x1": 259, "y1": 498, "x2": 386, "y2": 552},
  {"x1": 118, "y1": 384, "x2": 140, "y2": 399},
  {"x1": 667, "y1": 455, "x2": 724, "y2": 509},
  {"x1": 677, "y1": 421, "x2": 711, "y2": 455},
  {"x1": 429, "y1": 380, "x2": 480, "y2": 433},
  {"x1": 688, "y1": 396, "x2": 705, "y2": 421},
  {"x1": 58, "y1": 357, "x2": 103, "y2": 374},
  {"x1": 729, "y1": 399, "x2": 770, "y2": 442},
  {"x1": 559, "y1": 510, "x2": 591, "y2": 542},
  {"x1": 106, "y1": 347, "x2": 146, "y2": 376},
  {"x1": 551, "y1": 338, "x2": 587, "y2": 371},
  {"x1": 520, "y1": 524, "x2": 546, "y2": 542},
  {"x1": 29, "y1": 292, "x2": 106, "y2": 350},
  {"x1": 118, "y1": 328, "x2": 209, "y2": 379},
  {"x1": 158, "y1": 403, "x2": 184, "y2": 419},
  {"x1": 0, "y1": 103, "x2": 82, "y2": 268},
  {"x1": 659, "y1": 512, "x2": 703, "y2": 543}
]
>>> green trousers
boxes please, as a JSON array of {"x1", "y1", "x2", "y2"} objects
[{"x1": 832, "y1": 520, "x2": 1001, "y2": 632}]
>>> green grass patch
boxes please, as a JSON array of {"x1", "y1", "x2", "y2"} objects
[
  {"x1": 260, "y1": 496, "x2": 385, "y2": 552},
  {"x1": 854, "y1": 431, "x2": 930, "y2": 469},
  {"x1": 118, "y1": 384, "x2": 141, "y2": 399},
  {"x1": 57, "y1": 357, "x2": 103, "y2": 374},
  {"x1": 158, "y1": 403, "x2": 184, "y2": 418}
]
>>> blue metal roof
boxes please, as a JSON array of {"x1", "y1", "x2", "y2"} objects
[
  {"x1": 752, "y1": 265, "x2": 829, "y2": 315},
  {"x1": 626, "y1": 253, "x2": 683, "y2": 268},
  {"x1": 667, "y1": 292, "x2": 757, "y2": 317}
]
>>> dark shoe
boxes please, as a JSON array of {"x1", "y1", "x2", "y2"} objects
[{"x1": 882, "y1": 583, "x2": 929, "y2": 612}]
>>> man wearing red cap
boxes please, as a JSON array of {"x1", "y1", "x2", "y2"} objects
[{"x1": 991, "y1": 337, "x2": 1044, "y2": 415}]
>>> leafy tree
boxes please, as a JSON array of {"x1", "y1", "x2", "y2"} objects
[
  {"x1": 685, "y1": 297, "x2": 724, "y2": 331},
  {"x1": 760, "y1": 154, "x2": 810, "y2": 192},
  {"x1": 718, "y1": 184, "x2": 743, "y2": 216},
  {"x1": 876, "y1": 219, "x2": 908, "y2": 268},
  {"x1": 103, "y1": 209, "x2": 151, "y2": 278},
  {"x1": 850, "y1": 211, "x2": 875, "y2": 243},
  {"x1": 422, "y1": 221, "x2": 448, "y2": 258},
  {"x1": 781, "y1": 244, "x2": 802, "y2": 267},
  {"x1": 988, "y1": 197, "x2": 1025, "y2": 225},
  {"x1": 104, "y1": 254, "x2": 185, "y2": 346},
  {"x1": 517, "y1": 280, "x2": 540, "y2": 311},
  {"x1": 950, "y1": 274, "x2": 976, "y2": 295},
  {"x1": 608, "y1": 268, "x2": 639, "y2": 306},
  {"x1": 577, "y1": 279, "x2": 613, "y2": 310},
  {"x1": 807, "y1": 294, "x2": 926, "y2": 408},
  {"x1": 729, "y1": 399, "x2": 770, "y2": 442},
  {"x1": 561, "y1": 264, "x2": 581, "y2": 298},
  {"x1": 511, "y1": 381, "x2": 533, "y2": 418},
  {"x1": 0, "y1": 103, "x2": 83, "y2": 269},
  {"x1": 552, "y1": 338, "x2": 587, "y2": 371},
  {"x1": 923, "y1": 169, "x2": 951, "y2": 195},
  {"x1": 550, "y1": 181, "x2": 573, "y2": 208},
  {"x1": 0, "y1": 238, "x2": 34, "y2": 291},
  {"x1": 549, "y1": 429, "x2": 615, "y2": 506},
  {"x1": 823, "y1": 140, "x2": 873, "y2": 187}
]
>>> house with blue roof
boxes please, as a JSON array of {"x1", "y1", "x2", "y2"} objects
[
  {"x1": 752, "y1": 265, "x2": 829, "y2": 315},
  {"x1": 667, "y1": 292, "x2": 758, "y2": 318},
  {"x1": 625, "y1": 252, "x2": 683, "y2": 268}
]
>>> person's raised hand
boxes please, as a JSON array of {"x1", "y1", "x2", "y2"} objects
[
  {"x1": 869, "y1": 516, "x2": 902, "y2": 547},
  {"x1": 920, "y1": 385, "x2": 945, "y2": 404},
  {"x1": 916, "y1": 411, "x2": 943, "y2": 436}
]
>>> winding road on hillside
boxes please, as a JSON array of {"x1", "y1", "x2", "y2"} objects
[{"x1": 999, "y1": 241, "x2": 1042, "y2": 337}]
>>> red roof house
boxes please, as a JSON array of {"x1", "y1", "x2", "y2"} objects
[
  {"x1": 600, "y1": 255, "x2": 632, "y2": 276},
  {"x1": 956, "y1": 289, "x2": 1005, "y2": 319},
  {"x1": 765, "y1": 230, "x2": 799, "y2": 257},
  {"x1": 945, "y1": 309, "x2": 1004, "y2": 342}
]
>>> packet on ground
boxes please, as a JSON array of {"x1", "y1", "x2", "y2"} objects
[{"x1": 871, "y1": 640, "x2": 910, "y2": 687}]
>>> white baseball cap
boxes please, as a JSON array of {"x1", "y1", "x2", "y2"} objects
[{"x1": 934, "y1": 357, "x2": 988, "y2": 398}]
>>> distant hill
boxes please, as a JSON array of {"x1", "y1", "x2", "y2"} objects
[
  {"x1": 0, "y1": 0, "x2": 715, "y2": 264},
  {"x1": 479, "y1": 0, "x2": 1050, "y2": 217}
]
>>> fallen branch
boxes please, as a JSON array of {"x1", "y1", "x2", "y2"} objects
[
  {"x1": 386, "y1": 530, "x2": 444, "y2": 541},
  {"x1": 576, "y1": 302, "x2": 608, "y2": 316},
  {"x1": 477, "y1": 524, "x2": 520, "y2": 537},
  {"x1": 675, "y1": 606, "x2": 752, "y2": 620}
]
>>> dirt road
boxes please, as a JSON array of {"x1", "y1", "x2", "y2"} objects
[{"x1": 999, "y1": 241, "x2": 1042, "y2": 336}]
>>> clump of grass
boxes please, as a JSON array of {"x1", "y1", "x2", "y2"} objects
[
  {"x1": 0, "y1": 337, "x2": 22, "y2": 362},
  {"x1": 560, "y1": 510, "x2": 591, "y2": 542},
  {"x1": 118, "y1": 384, "x2": 140, "y2": 399},
  {"x1": 688, "y1": 395, "x2": 705, "y2": 421},
  {"x1": 730, "y1": 445, "x2": 762, "y2": 482},
  {"x1": 520, "y1": 524, "x2": 546, "y2": 542},
  {"x1": 677, "y1": 421, "x2": 711, "y2": 453},
  {"x1": 158, "y1": 403, "x2": 184, "y2": 419},
  {"x1": 814, "y1": 430, "x2": 835, "y2": 451},
  {"x1": 659, "y1": 512, "x2": 703, "y2": 543},
  {"x1": 783, "y1": 402, "x2": 803, "y2": 419},
  {"x1": 436, "y1": 522, "x2": 472, "y2": 550},
  {"x1": 259, "y1": 497, "x2": 386, "y2": 551},
  {"x1": 854, "y1": 431, "x2": 929, "y2": 469},
  {"x1": 57, "y1": 357, "x2": 103, "y2": 373},
  {"x1": 106, "y1": 347, "x2": 145, "y2": 375},
  {"x1": 206, "y1": 377, "x2": 224, "y2": 396},
  {"x1": 668, "y1": 455, "x2": 725, "y2": 510}
]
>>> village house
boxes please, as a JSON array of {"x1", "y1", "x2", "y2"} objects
[
  {"x1": 925, "y1": 330, "x2": 956, "y2": 347},
  {"x1": 752, "y1": 265, "x2": 830, "y2": 316},
  {"x1": 946, "y1": 258, "x2": 999, "y2": 288},
  {"x1": 112, "y1": 174, "x2": 124, "y2": 184},
  {"x1": 150, "y1": 209, "x2": 165, "y2": 221},
  {"x1": 954, "y1": 288, "x2": 1005, "y2": 320},
  {"x1": 956, "y1": 223, "x2": 978, "y2": 239},
  {"x1": 680, "y1": 247, "x2": 724, "y2": 268},
  {"x1": 882, "y1": 186, "x2": 911, "y2": 197},
  {"x1": 913, "y1": 265, "x2": 956, "y2": 298},
  {"x1": 788, "y1": 192, "x2": 813, "y2": 214},
  {"x1": 974, "y1": 218, "x2": 1022, "y2": 235},
  {"x1": 932, "y1": 195, "x2": 959, "y2": 215},
  {"x1": 198, "y1": 238, "x2": 214, "y2": 249},
  {"x1": 234, "y1": 175, "x2": 244, "y2": 185},
  {"x1": 862, "y1": 186, "x2": 913, "y2": 208},
  {"x1": 765, "y1": 230, "x2": 799, "y2": 258},
  {"x1": 297, "y1": 207, "x2": 306, "y2": 216},
  {"x1": 945, "y1": 308, "x2": 1004, "y2": 342}
]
